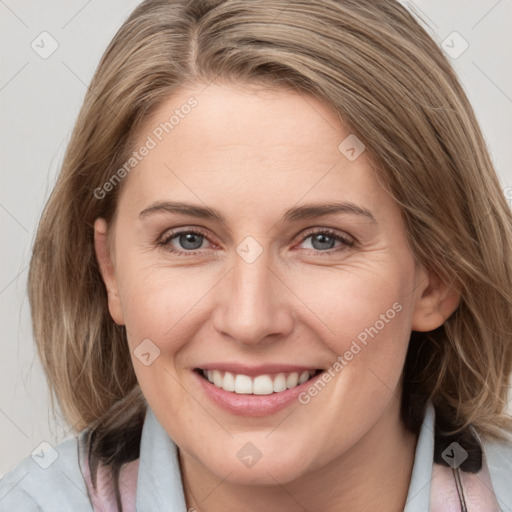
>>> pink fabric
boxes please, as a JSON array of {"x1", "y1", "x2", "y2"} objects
[
  {"x1": 430, "y1": 460, "x2": 501, "y2": 511},
  {"x1": 79, "y1": 444, "x2": 139, "y2": 512}
]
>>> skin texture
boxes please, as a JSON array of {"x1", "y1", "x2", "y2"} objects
[{"x1": 94, "y1": 81, "x2": 460, "y2": 512}]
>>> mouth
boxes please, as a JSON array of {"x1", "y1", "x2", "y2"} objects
[
  {"x1": 192, "y1": 365, "x2": 328, "y2": 416},
  {"x1": 194, "y1": 368, "x2": 323, "y2": 395}
]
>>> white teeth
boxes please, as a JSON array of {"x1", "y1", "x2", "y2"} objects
[
  {"x1": 253, "y1": 375, "x2": 274, "y2": 395},
  {"x1": 234, "y1": 374, "x2": 252, "y2": 394},
  {"x1": 203, "y1": 369, "x2": 318, "y2": 394},
  {"x1": 213, "y1": 370, "x2": 223, "y2": 387},
  {"x1": 286, "y1": 372, "x2": 298, "y2": 389},
  {"x1": 223, "y1": 371, "x2": 235, "y2": 392},
  {"x1": 273, "y1": 373, "x2": 287, "y2": 393},
  {"x1": 298, "y1": 370, "x2": 310, "y2": 385}
]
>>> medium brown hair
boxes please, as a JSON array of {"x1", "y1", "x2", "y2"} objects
[{"x1": 28, "y1": 0, "x2": 512, "y2": 508}]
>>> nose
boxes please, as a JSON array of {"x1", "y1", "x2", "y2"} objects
[{"x1": 211, "y1": 240, "x2": 294, "y2": 346}]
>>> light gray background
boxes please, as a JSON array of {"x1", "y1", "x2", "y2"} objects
[{"x1": 1, "y1": 0, "x2": 511, "y2": 477}]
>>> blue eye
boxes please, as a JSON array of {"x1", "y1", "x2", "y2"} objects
[
  {"x1": 158, "y1": 229, "x2": 210, "y2": 255},
  {"x1": 157, "y1": 228, "x2": 354, "y2": 256},
  {"x1": 298, "y1": 230, "x2": 354, "y2": 253}
]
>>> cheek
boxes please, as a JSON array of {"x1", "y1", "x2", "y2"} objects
[
  {"x1": 116, "y1": 257, "x2": 216, "y2": 351},
  {"x1": 287, "y1": 259, "x2": 412, "y2": 356}
]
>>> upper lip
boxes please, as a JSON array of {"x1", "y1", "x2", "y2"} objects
[{"x1": 196, "y1": 363, "x2": 322, "y2": 377}]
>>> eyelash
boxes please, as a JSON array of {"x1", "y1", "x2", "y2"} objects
[{"x1": 157, "y1": 227, "x2": 355, "y2": 257}]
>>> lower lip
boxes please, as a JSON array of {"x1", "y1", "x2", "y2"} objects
[{"x1": 193, "y1": 369, "x2": 325, "y2": 417}]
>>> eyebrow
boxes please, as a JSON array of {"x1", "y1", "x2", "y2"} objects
[{"x1": 139, "y1": 201, "x2": 377, "y2": 224}]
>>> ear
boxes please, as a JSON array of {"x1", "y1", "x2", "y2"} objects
[
  {"x1": 94, "y1": 217, "x2": 125, "y2": 325},
  {"x1": 411, "y1": 265, "x2": 461, "y2": 332}
]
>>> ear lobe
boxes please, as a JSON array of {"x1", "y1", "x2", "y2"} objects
[
  {"x1": 94, "y1": 217, "x2": 125, "y2": 325},
  {"x1": 411, "y1": 267, "x2": 461, "y2": 332}
]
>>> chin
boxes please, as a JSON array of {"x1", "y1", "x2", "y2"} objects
[{"x1": 202, "y1": 450, "x2": 312, "y2": 485}]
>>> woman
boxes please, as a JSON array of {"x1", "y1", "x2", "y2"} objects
[{"x1": 1, "y1": 0, "x2": 511, "y2": 510}]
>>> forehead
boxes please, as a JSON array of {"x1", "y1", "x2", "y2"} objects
[
  {"x1": 141, "y1": 82, "x2": 343, "y2": 154},
  {"x1": 120, "y1": 82, "x2": 386, "y2": 219}
]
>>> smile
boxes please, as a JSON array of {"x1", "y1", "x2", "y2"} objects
[
  {"x1": 192, "y1": 363, "x2": 327, "y2": 416},
  {"x1": 198, "y1": 369, "x2": 322, "y2": 395}
]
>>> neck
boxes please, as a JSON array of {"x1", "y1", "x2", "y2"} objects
[{"x1": 179, "y1": 401, "x2": 419, "y2": 512}]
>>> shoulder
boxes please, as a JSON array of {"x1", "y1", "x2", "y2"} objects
[{"x1": 0, "y1": 432, "x2": 93, "y2": 512}]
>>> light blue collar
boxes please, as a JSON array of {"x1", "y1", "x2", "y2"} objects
[
  {"x1": 478, "y1": 427, "x2": 512, "y2": 510},
  {"x1": 404, "y1": 401, "x2": 435, "y2": 510},
  {"x1": 135, "y1": 401, "x2": 512, "y2": 511},
  {"x1": 135, "y1": 406, "x2": 188, "y2": 511}
]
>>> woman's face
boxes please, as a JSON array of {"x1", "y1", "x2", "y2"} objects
[{"x1": 94, "y1": 81, "x2": 455, "y2": 485}]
